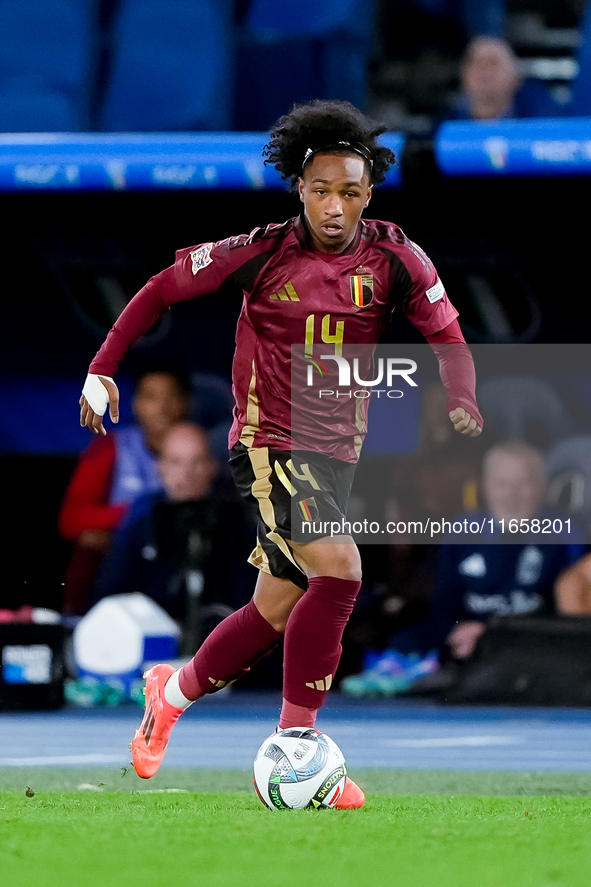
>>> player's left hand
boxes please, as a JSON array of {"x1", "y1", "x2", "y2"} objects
[{"x1": 449, "y1": 407, "x2": 482, "y2": 437}]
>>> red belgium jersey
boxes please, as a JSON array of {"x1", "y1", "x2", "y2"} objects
[{"x1": 90, "y1": 215, "x2": 461, "y2": 462}]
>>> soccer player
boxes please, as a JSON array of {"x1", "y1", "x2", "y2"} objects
[{"x1": 79, "y1": 100, "x2": 482, "y2": 809}]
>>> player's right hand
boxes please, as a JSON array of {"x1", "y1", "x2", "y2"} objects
[
  {"x1": 80, "y1": 374, "x2": 120, "y2": 435},
  {"x1": 449, "y1": 407, "x2": 482, "y2": 438}
]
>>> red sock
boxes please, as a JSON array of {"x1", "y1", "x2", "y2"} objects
[
  {"x1": 178, "y1": 599, "x2": 282, "y2": 700},
  {"x1": 282, "y1": 576, "x2": 361, "y2": 710},
  {"x1": 279, "y1": 699, "x2": 317, "y2": 729}
]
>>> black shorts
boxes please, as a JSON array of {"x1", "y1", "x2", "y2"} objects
[{"x1": 229, "y1": 442, "x2": 357, "y2": 590}]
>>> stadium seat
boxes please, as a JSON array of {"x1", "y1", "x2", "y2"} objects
[
  {"x1": 478, "y1": 375, "x2": 575, "y2": 449},
  {"x1": 0, "y1": 0, "x2": 95, "y2": 131},
  {"x1": 234, "y1": 0, "x2": 375, "y2": 130},
  {"x1": 100, "y1": 0, "x2": 234, "y2": 131}
]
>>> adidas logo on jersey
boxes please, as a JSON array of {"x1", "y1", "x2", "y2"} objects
[{"x1": 269, "y1": 282, "x2": 300, "y2": 301}]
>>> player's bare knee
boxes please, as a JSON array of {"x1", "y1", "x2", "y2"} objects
[
  {"x1": 320, "y1": 547, "x2": 362, "y2": 582},
  {"x1": 334, "y1": 560, "x2": 362, "y2": 582}
]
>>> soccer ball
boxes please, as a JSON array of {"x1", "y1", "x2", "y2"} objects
[{"x1": 253, "y1": 727, "x2": 347, "y2": 810}]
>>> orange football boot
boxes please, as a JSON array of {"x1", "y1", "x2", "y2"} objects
[
  {"x1": 131, "y1": 664, "x2": 185, "y2": 778},
  {"x1": 334, "y1": 776, "x2": 366, "y2": 809}
]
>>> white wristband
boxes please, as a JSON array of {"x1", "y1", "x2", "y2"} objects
[{"x1": 82, "y1": 374, "x2": 114, "y2": 416}]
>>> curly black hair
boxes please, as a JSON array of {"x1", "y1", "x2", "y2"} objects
[{"x1": 263, "y1": 99, "x2": 396, "y2": 191}]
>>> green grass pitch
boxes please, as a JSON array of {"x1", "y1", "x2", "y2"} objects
[{"x1": 2, "y1": 769, "x2": 591, "y2": 887}]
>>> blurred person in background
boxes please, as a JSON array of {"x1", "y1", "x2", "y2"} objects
[
  {"x1": 444, "y1": 35, "x2": 559, "y2": 121},
  {"x1": 59, "y1": 364, "x2": 190, "y2": 616},
  {"x1": 92, "y1": 422, "x2": 254, "y2": 653},
  {"x1": 342, "y1": 440, "x2": 585, "y2": 696},
  {"x1": 432, "y1": 440, "x2": 581, "y2": 661},
  {"x1": 454, "y1": 36, "x2": 521, "y2": 120}
]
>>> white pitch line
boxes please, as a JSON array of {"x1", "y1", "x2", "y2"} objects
[
  {"x1": 0, "y1": 754, "x2": 127, "y2": 766},
  {"x1": 377, "y1": 735, "x2": 525, "y2": 748}
]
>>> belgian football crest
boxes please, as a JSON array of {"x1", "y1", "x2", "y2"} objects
[
  {"x1": 350, "y1": 270, "x2": 374, "y2": 307},
  {"x1": 297, "y1": 497, "x2": 319, "y2": 522}
]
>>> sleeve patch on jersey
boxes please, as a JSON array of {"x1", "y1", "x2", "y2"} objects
[
  {"x1": 426, "y1": 278, "x2": 445, "y2": 303},
  {"x1": 190, "y1": 243, "x2": 214, "y2": 275}
]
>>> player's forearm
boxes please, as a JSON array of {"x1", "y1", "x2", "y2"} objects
[
  {"x1": 89, "y1": 275, "x2": 170, "y2": 377},
  {"x1": 432, "y1": 341, "x2": 483, "y2": 426},
  {"x1": 426, "y1": 321, "x2": 483, "y2": 427}
]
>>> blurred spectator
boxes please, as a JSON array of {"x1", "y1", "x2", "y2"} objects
[
  {"x1": 376, "y1": 0, "x2": 507, "y2": 122},
  {"x1": 448, "y1": 36, "x2": 522, "y2": 120},
  {"x1": 59, "y1": 364, "x2": 190, "y2": 616},
  {"x1": 92, "y1": 422, "x2": 255, "y2": 653},
  {"x1": 341, "y1": 440, "x2": 585, "y2": 696},
  {"x1": 416, "y1": 440, "x2": 584, "y2": 658},
  {"x1": 444, "y1": 36, "x2": 559, "y2": 121}
]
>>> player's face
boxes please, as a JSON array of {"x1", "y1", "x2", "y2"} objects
[{"x1": 298, "y1": 153, "x2": 372, "y2": 253}]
